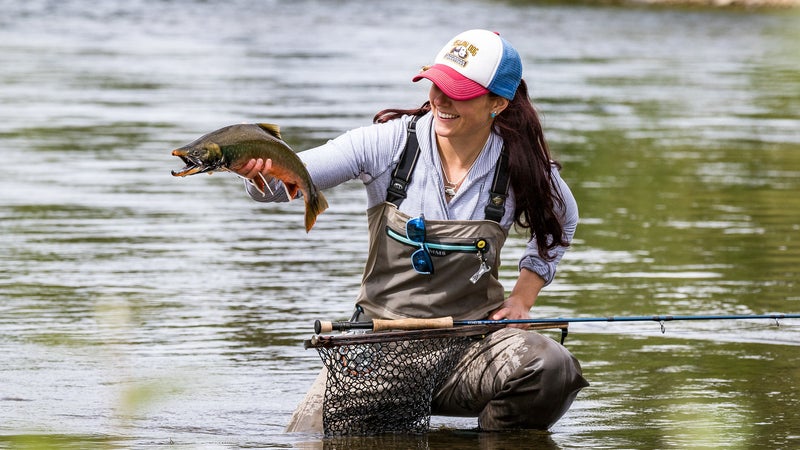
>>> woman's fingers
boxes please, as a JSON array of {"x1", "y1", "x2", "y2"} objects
[{"x1": 236, "y1": 158, "x2": 274, "y2": 179}]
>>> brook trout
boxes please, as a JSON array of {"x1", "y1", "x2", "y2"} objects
[{"x1": 171, "y1": 123, "x2": 328, "y2": 232}]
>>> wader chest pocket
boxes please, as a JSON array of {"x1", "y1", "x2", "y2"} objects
[{"x1": 385, "y1": 226, "x2": 491, "y2": 283}]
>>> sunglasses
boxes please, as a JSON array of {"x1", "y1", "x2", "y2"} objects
[{"x1": 406, "y1": 215, "x2": 434, "y2": 274}]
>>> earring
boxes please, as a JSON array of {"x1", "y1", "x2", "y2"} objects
[{"x1": 490, "y1": 112, "x2": 497, "y2": 119}]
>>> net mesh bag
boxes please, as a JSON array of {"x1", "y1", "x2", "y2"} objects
[{"x1": 305, "y1": 326, "x2": 496, "y2": 436}]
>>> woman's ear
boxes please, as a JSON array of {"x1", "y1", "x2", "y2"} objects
[{"x1": 492, "y1": 97, "x2": 510, "y2": 115}]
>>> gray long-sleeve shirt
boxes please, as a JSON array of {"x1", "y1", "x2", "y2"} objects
[{"x1": 246, "y1": 112, "x2": 577, "y2": 285}]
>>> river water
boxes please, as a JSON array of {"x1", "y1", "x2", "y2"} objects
[{"x1": 1, "y1": 0, "x2": 799, "y2": 448}]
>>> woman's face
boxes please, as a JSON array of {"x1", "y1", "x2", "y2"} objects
[{"x1": 429, "y1": 84, "x2": 508, "y2": 145}]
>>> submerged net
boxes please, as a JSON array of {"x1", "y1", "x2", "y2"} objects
[{"x1": 305, "y1": 326, "x2": 496, "y2": 436}]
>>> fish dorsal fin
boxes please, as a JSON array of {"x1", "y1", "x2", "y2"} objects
[{"x1": 257, "y1": 123, "x2": 282, "y2": 140}]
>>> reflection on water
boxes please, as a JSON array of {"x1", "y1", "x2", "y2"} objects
[{"x1": 1, "y1": 0, "x2": 799, "y2": 448}]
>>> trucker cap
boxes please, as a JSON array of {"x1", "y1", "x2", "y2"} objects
[{"x1": 412, "y1": 29, "x2": 522, "y2": 101}]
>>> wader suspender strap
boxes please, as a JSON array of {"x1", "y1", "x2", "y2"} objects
[
  {"x1": 385, "y1": 117, "x2": 420, "y2": 207},
  {"x1": 484, "y1": 148, "x2": 510, "y2": 223},
  {"x1": 385, "y1": 116, "x2": 510, "y2": 222}
]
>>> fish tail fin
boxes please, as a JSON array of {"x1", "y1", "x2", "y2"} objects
[{"x1": 304, "y1": 188, "x2": 329, "y2": 232}]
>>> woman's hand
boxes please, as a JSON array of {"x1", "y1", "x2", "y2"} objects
[
  {"x1": 489, "y1": 295, "x2": 532, "y2": 329},
  {"x1": 489, "y1": 268, "x2": 546, "y2": 329},
  {"x1": 233, "y1": 158, "x2": 273, "y2": 180},
  {"x1": 490, "y1": 295, "x2": 531, "y2": 320}
]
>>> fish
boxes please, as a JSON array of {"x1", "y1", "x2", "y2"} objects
[{"x1": 171, "y1": 123, "x2": 328, "y2": 232}]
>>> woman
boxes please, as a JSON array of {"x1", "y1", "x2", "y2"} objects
[{"x1": 237, "y1": 29, "x2": 587, "y2": 431}]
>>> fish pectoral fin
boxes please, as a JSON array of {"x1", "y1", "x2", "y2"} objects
[
  {"x1": 245, "y1": 178, "x2": 267, "y2": 196},
  {"x1": 237, "y1": 172, "x2": 282, "y2": 199},
  {"x1": 256, "y1": 123, "x2": 282, "y2": 140},
  {"x1": 256, "y1": 173, "x2": 275, "y2": 196},
  {"x1": 284, "y1": 182, "x2": 300, "y2": 200}
]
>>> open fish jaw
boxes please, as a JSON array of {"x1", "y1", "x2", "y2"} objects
[{"x1": 171, "y1": 150, "x2": 218, "y2": 177}]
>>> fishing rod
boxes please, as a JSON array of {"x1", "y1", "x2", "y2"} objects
[{"x1": 314, "y1": 313, "x2": 800, "y2": 334}]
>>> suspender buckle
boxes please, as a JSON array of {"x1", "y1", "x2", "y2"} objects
[
  {"x1": 386, "y1": 179, "x2": 409, "y2": 203},
  {"x1": 484, "y1": 194, "x2": 507, "y2": 223}
]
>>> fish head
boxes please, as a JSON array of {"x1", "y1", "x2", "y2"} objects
[{"x1": 171, "y1": 141, "x2": 224, "y2": 177}]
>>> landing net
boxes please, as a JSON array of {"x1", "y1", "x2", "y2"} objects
[{"x1": 305, "y1": 325, "x2": 495, "y2": 436}]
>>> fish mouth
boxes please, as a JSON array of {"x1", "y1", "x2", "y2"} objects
[{"x1": 171, "y1": 149, "x2": 212, "y2": 177}]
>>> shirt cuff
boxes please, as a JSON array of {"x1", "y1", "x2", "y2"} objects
[{"x1": 519, "y1": 256, "x2": 555, "y2": 286}]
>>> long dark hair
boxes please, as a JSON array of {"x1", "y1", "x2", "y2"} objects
[{"x1": 373, "y1": 79, "x2": 568, "y2": 260}]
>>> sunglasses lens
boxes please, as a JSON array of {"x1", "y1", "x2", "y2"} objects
[
  {"x1": 406, "y1": 216, "x2": 433, "y2": 274},
  {"x1": 406, "y1": 216, "x2": 426, "y2": 243},
  {"x1": 411, "y1": 248, "x2": 434, "y2": 274}
]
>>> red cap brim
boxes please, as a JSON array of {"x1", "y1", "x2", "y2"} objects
[{"x1": 412, "y1": 64, "x2": 489, "y2": 101}]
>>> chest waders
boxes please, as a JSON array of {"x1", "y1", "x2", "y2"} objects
[
  {"x1": 286, "y1": 117, "x2": 588, "y2": 434},
  {"x1": 355, "y1": 117, "x2": 513, "y2": 321},
  {"x1": 352, "y1": 117, "x2": 588, "y2": 431}
]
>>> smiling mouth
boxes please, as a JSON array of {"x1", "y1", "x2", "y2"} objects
[{"x1": 437, "y1": 111, "x2": 459, "y2": 120}]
